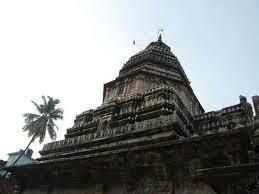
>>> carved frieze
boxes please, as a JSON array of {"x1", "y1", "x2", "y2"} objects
[
  {"x1": 40, "y1": 113, "x2": 183, "y2": 156},
  {"x1": 194, "y1": 98, "x2": 253, "y2": 135}
]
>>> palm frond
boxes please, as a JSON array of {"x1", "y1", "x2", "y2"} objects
[
  {"x1": 45, "y1": 96, "x2": 60, "y2": 115},
  {"x1": 52, "y1": 98, "x2": 60, "y2": 106},
  {"x1": 47, "y1": 119, "x2": 57, "y2": 140},
  {"x1": 31, "y1": 101, "x2": 43, "y2": 114},
  {"x1": 39, "y1": 126, "x2": 47, "y2": 143},
  {"x1": 49, "y1": 108, "x2": 64, "y2": 120},
  {"x1": 48, "y1": 118, "x2": 59, "y2": 130},
  {"x1": 46, "y1": 96, "x2": 54, "y2": 114},
  {"x1": 33, "y1": 116, "x2": 47, "y2": 143},
  {"x1": 22, "y1": 116, "x2": 41, "y2": 132},
  {"x1": 23, "y1": 113, "x2": 41, "y2": 124},
  {"x1": 42, "y1": 96, "x2": 49, "y2": 114},
  {"x1": 23, "y1": 116, "x2": 47, "y2": 139},
  {"x1": 42, "y1": 96, "x2": 47, "y2": 107},
  {"x1": 27, "y1": 126, "x2": 38, "y2": 137}
]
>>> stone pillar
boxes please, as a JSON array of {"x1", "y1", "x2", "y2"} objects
[
  {"x1": 153, "y1": 164, "x2": 172, "y2": 194},
  {"x1": 39, "y1": 174, "x2": 49, "y2": 194}
]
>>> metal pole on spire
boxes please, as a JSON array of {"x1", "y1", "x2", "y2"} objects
[{"x1": 157, "y1": 28, "x2": 164, "y2": 40}]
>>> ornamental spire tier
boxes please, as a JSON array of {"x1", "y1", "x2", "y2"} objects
[{"x1": 103, "y1": 36, "x2": 203, "y2": 116}]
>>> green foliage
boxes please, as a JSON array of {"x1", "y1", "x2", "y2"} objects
[{"x1": 22, "y1": 96, "x2": 64, "y2": 144}]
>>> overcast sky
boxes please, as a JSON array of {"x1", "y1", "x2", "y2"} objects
[{"x1": 0, "y1": 0, "x2": 258, "y2": 160}]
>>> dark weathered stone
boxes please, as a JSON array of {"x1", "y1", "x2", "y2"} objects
[
  {"x1": 252, "y1": 96, "x2": 259, "y2": 118},
  {"x1": 6, "y1": 35, "x2": 258, "y2": 194}
]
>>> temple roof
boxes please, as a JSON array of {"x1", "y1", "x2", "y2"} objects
[
  {"x1": 119, "y1": 34, "x2": 189, "y2": 83},
  {"x1": 135, "y1": 34, "x2": 175, "y2": 59}
]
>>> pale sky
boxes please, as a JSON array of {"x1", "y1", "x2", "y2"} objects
[{"x1": 0, "y1": 0, "x2": 258, "y2": 160}]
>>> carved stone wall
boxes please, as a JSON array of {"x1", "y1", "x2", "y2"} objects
[
  {"x1": 103, "y1": 73, "x2": 203, "y2": 117},
  {"x1": 20, "y1": 149, "x2": 219, "y2": 194},
  {"x1": 252, "y1": 96, "x2": 259, "y2": 118},
  {"x1": 21, "y1": 181, "x2": 216, "y2": 194}
]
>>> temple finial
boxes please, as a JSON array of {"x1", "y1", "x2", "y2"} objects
[
  {"x1": 158, "y1": 34, "x2": 162, "y2": 42},
  {"x1": 157, "y1": 28, "x2": 163, "y2": 42}
]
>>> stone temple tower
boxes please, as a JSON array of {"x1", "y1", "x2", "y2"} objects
[
  {"x1": 6, "y1": 35, "x2": 259, "y2": 194},
  {"x1": 103, "y1": 34, "x2": 203, "y2": 116}
]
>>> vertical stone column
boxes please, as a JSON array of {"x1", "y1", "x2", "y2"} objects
[
  {"x1": 39, "y1": 174, "x2": 49, "y2": 194},
  {"x1": 153, "y1": 163, "x2": 173, "y2": 194}
]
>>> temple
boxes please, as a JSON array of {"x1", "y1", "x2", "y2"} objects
[{"x1": 6, "y1": 35, "x2": 259, "y2": 194}]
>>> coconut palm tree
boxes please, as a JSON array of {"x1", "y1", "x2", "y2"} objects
[{"x1": 10, "y1": 96, "x2": 64, "y2": 167}]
